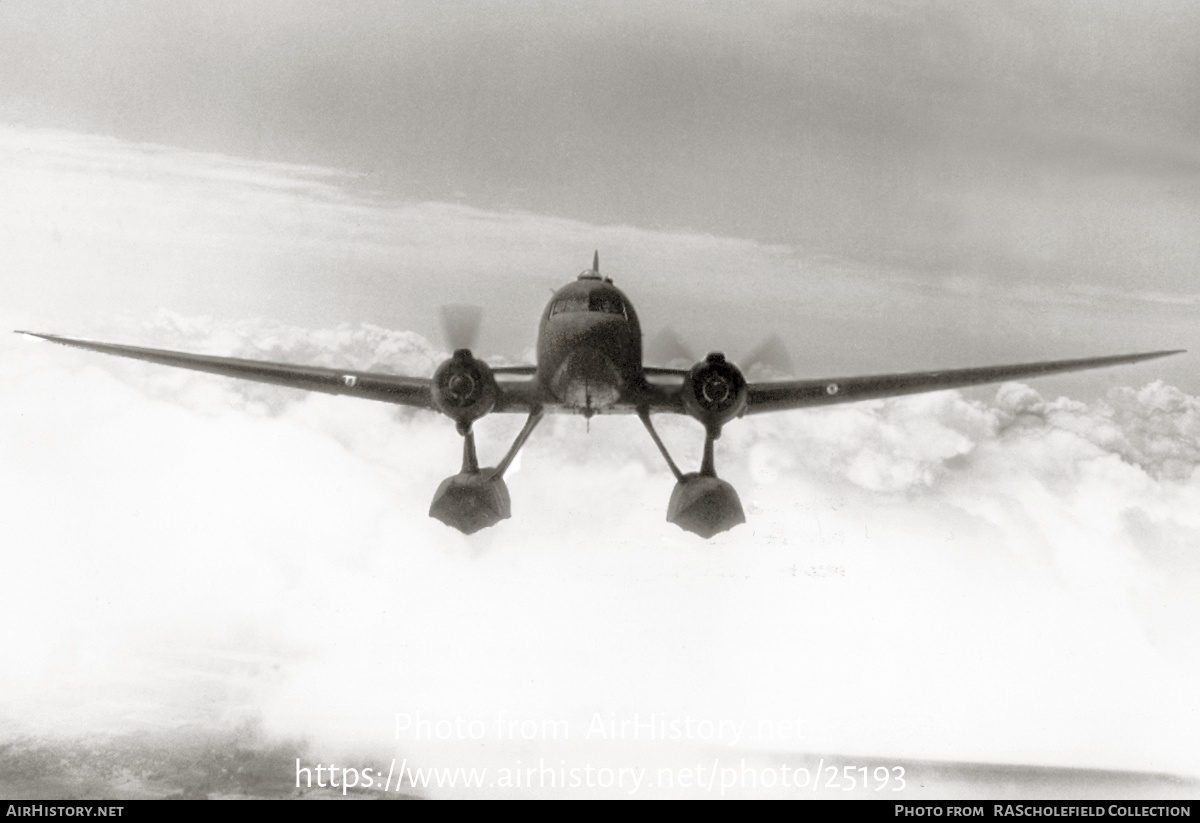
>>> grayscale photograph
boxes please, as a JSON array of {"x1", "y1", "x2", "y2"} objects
[{"x1": 1, "y1": 1, "x2": 1198, "y2": 801}]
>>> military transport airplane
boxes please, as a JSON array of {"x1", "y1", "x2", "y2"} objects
[{"x1": 17, "y1": 253, "x2": 1184, "y2": 538}]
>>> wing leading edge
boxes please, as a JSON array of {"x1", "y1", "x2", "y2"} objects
[
  {"x1": 17, "y1": 331, "x2": 443, "y2": 409},
  {"x1": 17, "y1": 332, "x2": 1184, "y2": 417},
  {"x1": 744, "y1": 349, "x2": 1185, "y2": 415}
]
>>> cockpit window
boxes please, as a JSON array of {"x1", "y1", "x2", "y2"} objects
[
  {"x1": 590, "y1": 293, "x2": 626, "y2": 318},
  {"x1": 550, "y1": 293, "x2": 627, "y2": 319},
  {"x1": 551, "y1": 296, "x2": 589, "y2": 315}
]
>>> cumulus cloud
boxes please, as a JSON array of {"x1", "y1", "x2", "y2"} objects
[{"x1": 3, "y1": 314, "x2": 1199, "y2": 798}]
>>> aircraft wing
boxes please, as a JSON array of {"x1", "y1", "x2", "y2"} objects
[
  {"x1": 744, "y1": 349, "x2": 1184, "y2": 415},
  {"x1": 17, "y1": 331, "x2": 445, "y2": 410}
]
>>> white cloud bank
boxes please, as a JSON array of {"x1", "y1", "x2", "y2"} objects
[{"x1": 2, "y1": 315, "x2": 1198, "y2": 797}]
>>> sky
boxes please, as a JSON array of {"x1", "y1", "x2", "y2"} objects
[
  {"x1": 3, "y1": 0, "x2": 1199, "y2": 386},
  {"x1": 2, "y1": 1, "x2": 1200, "y2": 799}
]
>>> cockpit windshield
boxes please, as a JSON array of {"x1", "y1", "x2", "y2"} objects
[
  {"x1": 551, "y1": 292, "x2": 627, "y2": 319},
  {"x1": 551, "y1": 295, "x2": 588, "y2": 315},
  {"x1": 590, "y1": 293, "x2": 625, "y2": 317}
]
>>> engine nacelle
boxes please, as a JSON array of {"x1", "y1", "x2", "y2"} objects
[
  {"x1": 432, "y1": 349, "x2": 498, "y2": 430},
  {"x1": 681, "y1": 352, "x2": 748, "y2": 432}
]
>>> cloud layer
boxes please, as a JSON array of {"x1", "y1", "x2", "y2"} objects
[{"x1": 3, "y1": 313, "x2": 1199, "y2": 796}]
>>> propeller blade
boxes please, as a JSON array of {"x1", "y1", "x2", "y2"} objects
[
  {"x1": 646, "y1": 327, "x2": 697, "y2": 367},
  {"x1": 439, "y1": 304, "x2": 483, "y2": 352},
  {"x1": 647, "y1": 327, "x2": 793, "y2": 376},
  {"x1": 741, "y1": 333, "x2": 795, "y2": 378}
]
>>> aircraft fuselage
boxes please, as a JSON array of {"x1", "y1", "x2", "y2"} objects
[{"x1": 535, "y1": 269, "x2": 650, "y2": 415}]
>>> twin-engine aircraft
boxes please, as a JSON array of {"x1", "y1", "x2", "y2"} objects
[{"x1": 18, "y1": 254, "x2": 1184, "y2": 537}]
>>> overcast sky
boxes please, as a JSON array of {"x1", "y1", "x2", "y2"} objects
[
  {"x1": 2, "y1": 0, "x2": 1198, "y2": 389},
  {"x1": 2, "y1": 1, "x2": 1200, "y2": 798}
]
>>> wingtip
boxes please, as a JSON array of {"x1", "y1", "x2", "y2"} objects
[
  {"x1": 1110, "y1": 348, "x2": 1186, "y2": 368},
  {"x1": 1114, "y1": 348, "x2": 1186, "y2": 365},
  {"x1": 14, "y1": 331, "x2": 82, "y2": 346}
]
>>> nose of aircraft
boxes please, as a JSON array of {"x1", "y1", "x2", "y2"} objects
[{"x1": 551, "y1": 345, "x2": 622, "y2": 411}]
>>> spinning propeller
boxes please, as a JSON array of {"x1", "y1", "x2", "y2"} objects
[
  {"x1": 647, "y1": 327, "x2": 794, "y2": 378},
  {"x1": 438, "y1": 304, "x2": 484, "y2": 353}
]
